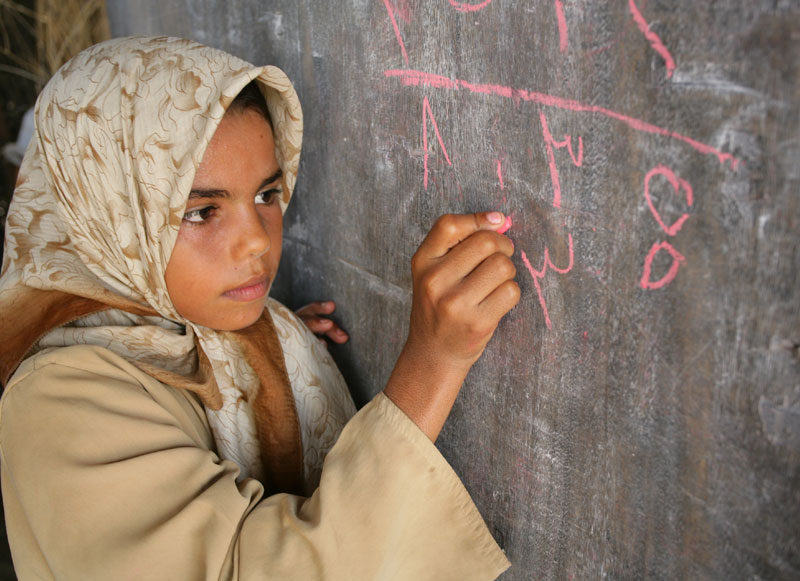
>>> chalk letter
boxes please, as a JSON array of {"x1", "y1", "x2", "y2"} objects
[
  {"x1": 643, "y1": 164, "x2": 693, "y2": 236},
  {"x1": 539, "y1": 111, "x2": 584, "y2": 208},
  {"x1": 448, "y1": 0, "x2": 493, "y2": 12},
  {"x1": 629, "y1": 0, "x2": 676, "y2": 79},
  {"x1": 521, "y1": 232, "x2": 575, "y2": 329},
  {"x1": 381, "y1": 0, "x2": 409, "y2": 66},
  {"x1": 422, "y1": 96, "x2": 453, "y2": 190},
  {"x1": 554, "y1": 0, "x2": 568, "y2": 53},
  {"x1": 640, "y1": 241, "x2": 685, "y2": 290}
]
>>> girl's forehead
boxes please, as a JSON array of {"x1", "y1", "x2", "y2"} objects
[{"x1": 191, "y1": 110, "x2": 278, "y2": 191}]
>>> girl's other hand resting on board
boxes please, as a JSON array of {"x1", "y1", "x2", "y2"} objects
[
  {"x1": 296, "y1": 300, "x2": 349, "y2": 345},
  {"x1": 383, "y1": 211, "x2": 520, "y2": 442}
]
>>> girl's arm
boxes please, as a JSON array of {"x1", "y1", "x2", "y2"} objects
[{"x1": 383, "y1": 212, "x2": 520, "y2": 441}]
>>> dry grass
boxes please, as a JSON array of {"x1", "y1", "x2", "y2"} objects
[
  {"x1": 36, "y1": 0, "x2": 110, "y2": 80},
  {"x1": 0, "y1": 0, "x2": 109, "y2": 248},
  {"x1": 0, "y1": 0, "x2": 109, "y2": 90}
]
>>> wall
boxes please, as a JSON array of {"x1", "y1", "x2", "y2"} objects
[{"x1": 108, "y1": 1, "x2": 800, "y2": 578}]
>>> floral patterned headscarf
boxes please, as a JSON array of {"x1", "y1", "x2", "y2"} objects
[{"x1": 0, "y1": 36, "x2": 354, "y2": 492}]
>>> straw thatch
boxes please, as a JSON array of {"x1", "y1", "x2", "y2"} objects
[
  {"x1": 0, "y1": 0, "x2": 110, "y2": 252},
  {"x1": 0, "y1": 0, "x2": 109, "y2": 88}
]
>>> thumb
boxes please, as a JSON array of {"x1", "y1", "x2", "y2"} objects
[{"x1": 419, "y1": 212, "x2": 509, "y2": 260}]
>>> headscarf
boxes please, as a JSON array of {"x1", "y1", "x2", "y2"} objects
[{"x1": 0, "y1": 36, "x2": 355, "y2": 492}]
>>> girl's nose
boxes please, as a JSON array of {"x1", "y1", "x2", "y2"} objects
[{"x1": 236, "y1": 209, "x2": 271, "y2": 259}]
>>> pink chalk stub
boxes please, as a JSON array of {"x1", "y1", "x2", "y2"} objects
[{"x1": 497, "y1": 215, "x2": 513, "y2": 235}]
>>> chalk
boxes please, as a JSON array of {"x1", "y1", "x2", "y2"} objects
[{"x1": 497, "y1": 215, "x2": 513, "y2": 234}]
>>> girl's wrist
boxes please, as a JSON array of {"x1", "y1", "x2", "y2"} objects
[{"x1": 383, "y1": 341, "x2": 472, "y2": 441}]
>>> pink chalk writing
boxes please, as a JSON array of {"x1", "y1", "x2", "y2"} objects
[
  {"x1": 448, "y1": 0, "x2": 494, "y2": 12},
  {"x1": 640, "y1": 164, "x2": 693, "y2": 289},
  {"x1": 384, "y1": 69, "x2": 740, "y2": 169},
  {"x1": 521, "y1": 232, "x2": 575, "y2": 329},
  {"x1": 422, "y1": 96, "x2": 453, "y2": 190},
  {"x1": 555, "y1": 0, "x2": 569, "y2": 53},
  {"x1": 496, "y1": 159, "x2": 505, "y2": 190},
  {"x1": 553, "y1": 135, "x2": 583, "y2": 166},
  {"x1": 628, "y1": 0, "x2": 676, "y2": 79},
  {"x1": 643, "y1": 164, "x2": 693, "y2": 236},
  {"x1": 539, "y1": 111, "x2": 584, "y2": 208},
  {"x1": 381, "y1": 0, "x2": 409, "y2": 66},
  {"x1": 640, "y1": 241, "x2": 685, "y2": 289}
]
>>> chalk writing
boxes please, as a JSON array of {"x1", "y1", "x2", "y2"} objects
[
  {"x1": 496, "y1": 159, "x2": 505, "y2": 190},
  {"x1": 640, "y1": 241, "x2": 685, "y2": 289},
  {"x1": 381, "y1": 0, "x2": 409, "y2": 65},
  {"x1": 521, "y1": 233, "x2": 575, "y2": 330},
  {"x1": 643, "y1": 164, "x2": 693, "y2": 236},
  {"x1": 384, "y1": 69, "x2": 740, "y2": 169},
  {"x1": 539, "y1": 111, "x2": 584, "y2": 208},
  {"x1": 378, "y1": 3, "x2": 735, "y2": 325},
  {"x1": 628, "y1": 0, "x2": 676, "y2": 79},
  {"x1": 555, "y1": 0, "x2": 568, "y2": 53},
  {"x1": 422, "y1": 96, "x2": 453, "y2": 190},
  {"x1": 448, "y1": 0, "x2": 494, "y2": 13},
  {"x1": 640, "y1": 164, "x2": 693, "y2": 289}
]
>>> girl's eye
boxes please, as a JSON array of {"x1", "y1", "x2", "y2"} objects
[
  {"x1": 256, "y1": 188, "x2": 281, "y2": 205},
  {"x1": 182, "y1": 205, "x2": 216, "y2": 224}
]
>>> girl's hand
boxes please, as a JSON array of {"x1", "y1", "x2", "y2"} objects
[
  {"x1": 384, "y1": 212, "x2": 520, "y2": 440},
  {"x1": 406, "y1": 212, "x2": 519, "y2": 366},
  {"x1": 295, "y1": 301, "x2": 349, "y2": 345}
]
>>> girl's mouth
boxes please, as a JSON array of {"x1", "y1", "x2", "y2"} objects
[{"x1": 223, "y1": 275, "x2": 269, "y2": 302}]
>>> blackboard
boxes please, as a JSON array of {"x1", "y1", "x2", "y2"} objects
[{"x1": 108, "y1": 1, "x2": 799, "y2": 577}]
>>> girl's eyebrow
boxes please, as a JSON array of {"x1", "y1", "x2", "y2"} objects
[
  {"x1": 189, "y1": 168, "x2": 283, "y2": 199},
  {"x1": 259, "y1": 168, "x2": 283, "y2": 190}
]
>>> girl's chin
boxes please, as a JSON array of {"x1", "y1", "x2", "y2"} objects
[{"x1": 188, "y1": 300, "x2": 267, "y2": 331}]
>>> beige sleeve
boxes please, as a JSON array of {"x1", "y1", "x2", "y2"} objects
[{"x1": 0, "y1": 347, "x2": 510, "y2": 580}]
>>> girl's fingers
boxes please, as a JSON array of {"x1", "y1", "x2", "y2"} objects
[
  {"x1": 432, "y1": 229, "x2": 514, "y2": 285},
  {"x1": 453, "y1": 253, "x2": 517, "y2": 307},
  {"x1": 326, "y1": 327, "x2": 349, "y2": 344},
  {"x1": 303, "y1": 317, "x2": 333, "y2": 333},
  {"x1": 416, "y1": 212, "x2": 507, "y2": 263},
  {"x1": 478, "y1": 279, "x2": 521, "y2": 320},
  {"x1": 296, "y1": 301, "x2": 336, "y2": 317},
  {"x1": 300, "y1": 315, "x2": 349, "y2": 344}
]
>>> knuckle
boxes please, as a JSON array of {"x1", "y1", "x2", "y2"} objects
[
  {"x1": 410, "y1": 251, "x2": 423, "y2": 273},
  {"x1": 488, "y1": 253, "x2": 515, "y2": 278},
  {"x1": 474, "y1": 230, "x2": 499, "y2": 253},
  {"x1": 500, "y1": 256, "x2": 517, "y2": 279},
  {"x1": 439, "y1": 293, "x2": 462, "y2": 319},
  {"x1": 436, "y1": 214, "x2": 459, "y2": 237},
  {"x1": 502, "y1": 280, "x2": 522, "y2": 305},
  {"x1": 418, "y1": 270, "x2": 439, "y2": 297}
]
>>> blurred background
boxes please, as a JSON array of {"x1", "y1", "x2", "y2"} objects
[
  {"x1": 0, "y1": 3, "x2": 110, "y2": 576},
  {"x1": 0, "y1": 0, "x2": 109, "y2": 254}
]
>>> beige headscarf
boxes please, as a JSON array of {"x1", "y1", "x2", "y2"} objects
[{"x1": 0, "y1": 36, "x2": 354, "y2": 492}]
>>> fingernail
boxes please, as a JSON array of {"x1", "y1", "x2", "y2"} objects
[{"x1": 487, "y1": 212, "x2": 504, "y2": 224}]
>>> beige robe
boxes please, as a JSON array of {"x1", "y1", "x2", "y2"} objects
[{"x1": 1, "y1": 344, "x2": 510, "y2": 579}]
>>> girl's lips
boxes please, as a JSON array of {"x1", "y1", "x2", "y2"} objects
[{"x1": 223, "y1": 275, "x2": 269, "y2": 302}]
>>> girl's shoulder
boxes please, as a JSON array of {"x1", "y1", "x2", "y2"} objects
[
  {"x1": 1, "y1": 344, "x2": 210, "y2": 449},
  {"x1": 6, "y1": 344, "x2": 142, "y2": 393},
  {"x1": 5, "y1": 344, "x2": 154, "y2": 395}
]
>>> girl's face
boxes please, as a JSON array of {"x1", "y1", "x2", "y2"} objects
[{"x1": 165, "y1": 109, "x2": 284, "y2": 331}]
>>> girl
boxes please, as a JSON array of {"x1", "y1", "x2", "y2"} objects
[{"x1": 0, "y1": 36, "x2": 518, "y2": 579}]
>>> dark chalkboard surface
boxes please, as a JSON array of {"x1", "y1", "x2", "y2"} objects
[{"x1": 108, "y1": 1, "x2": 799, "y2": 577}]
